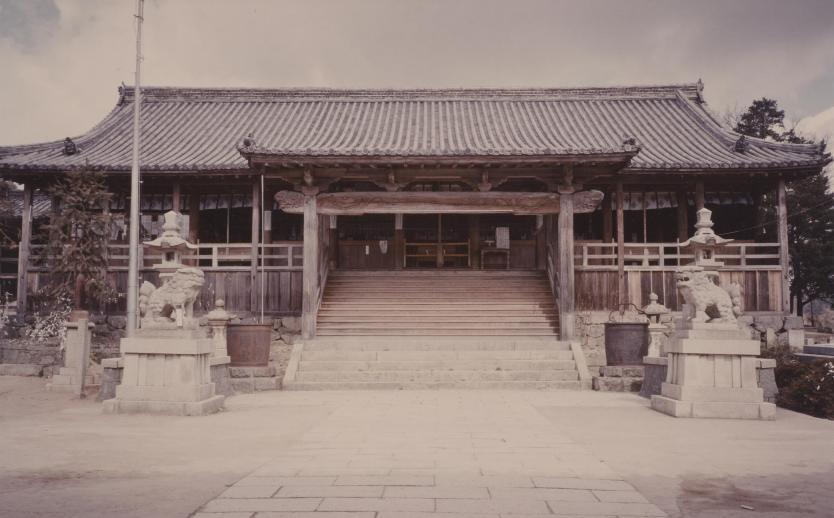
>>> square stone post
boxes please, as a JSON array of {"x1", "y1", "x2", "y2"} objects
[
  {"x1": 47, "y1": 319, "x2": 93, "y2": 397},
  {"x1": 301, "y1": 190, "x2": 319, "y2": 340}
]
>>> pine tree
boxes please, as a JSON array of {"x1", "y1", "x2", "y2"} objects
[
  {"x1": 735, "y1": 98, "x2": 834, "y2": 315},
  {"x1": 39, "y1": 169, "x2": 116, "y2": 310}
]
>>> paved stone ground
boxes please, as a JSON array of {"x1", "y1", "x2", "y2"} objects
[
  {"x1": 2, "y1": 376, "x2": 833, "y2": 517},
  {"x1": 195, "y1": 391, "x2": 666, "y2": 517}
]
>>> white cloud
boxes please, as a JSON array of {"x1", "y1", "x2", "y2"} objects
[{"x1": 1, "y1": 0, "x2": 833, "y2": 146}]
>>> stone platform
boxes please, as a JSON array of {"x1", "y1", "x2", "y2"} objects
[
  {"x1": 102, "y1": 333, "x2": 224, "y2": 416},
  {"x1": 651, "y1": 322, "x2": 775, "y2": 420},
  {"x1": 592, "y1": 365, "x2": 644, "y2": 392}
]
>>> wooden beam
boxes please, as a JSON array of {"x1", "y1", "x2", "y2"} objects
[
  {"x1": 777, "y1": 179, "x2": 790, "y2": 314},
  {"x1": 558, "y1": 190, "x2": 575, "y2": 340},
  {"x1": 676, "y1": 190, "x2": 689, "y2": 242},
  {"x1": 274, "y1": 190, "x2": 604, "y2": 215},
  {"x1": 250, "y1": 180, "x2": 261, "y2": 314},
  {"x1": 15, "y1": 184, "x2": 32, "y2": 324},
  {"x1": 616, "y1": 181, "x2": 625, "y2": 309},
  {"x1": 301, "y1": 192, "x2": 319, "y2": 339},
  {"x1": 601, "y1": 189, "x2": 612, "y2": 243}
]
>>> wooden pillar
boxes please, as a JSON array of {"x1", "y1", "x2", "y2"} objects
[
  {"x1": 469, "y1": 214, "x2": 481, "y2": 269},
  {"x1": 695, "y1": 181, "x2": 705, "y2": 210},
  {"x1": 558, "y1": 190, "x2": 575, "y2": 340},
  {"x1": 301, "y1": 192, "x2": 319, "y2": 339},
  {"x1": 777, "y1": 179, "x2": 791, "y2": 314},
  {"x1": 394, "y1": 214, "x2": 404, "y2": 269},
  {"x1": 601, "y1": 189, "x2": 613, "y2": 243},
  {"x1": 329, "y1": 216, "x2": 338, "y2": 269},
  {"x1": 676, "y1": 190, "x2": 689, "y2": 242},
  {"x1": 616, "y1": 182, "x2": 625, "y2": 309},
  {"x1": 250, "y1": 180, "x2": 261, "y2": 314},
  {"x1": 188, "y1": 189, "x2": 200, "y2": 243},
  {"x1": 535, "y1": 215, "x2": 545, "y2": 270},
  {"x1": 15, "y1": 184, "x2": 33, "y2": 324},
  {"x1": 172, "y1": 182, "x2": 181, "y2": 212}
]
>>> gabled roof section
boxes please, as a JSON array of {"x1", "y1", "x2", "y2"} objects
[{"x1": 0, "y1": 83, "x2": 829, "y2": 173}]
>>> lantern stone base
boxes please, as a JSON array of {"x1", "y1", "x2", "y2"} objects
[
  {"x1": 102, "y1": 334, "x2": 224, "y2": 416},
  {"x1": 650, "y1": 322, "x2": 775, "y2": 420}
]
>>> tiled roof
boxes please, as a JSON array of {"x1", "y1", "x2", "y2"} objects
[{"x1": 0, "y1": 83, "x2": 828, "y2": 173}]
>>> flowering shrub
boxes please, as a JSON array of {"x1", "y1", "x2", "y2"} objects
[
  {"x1": 26, "y1": 291, "x2": 72, "y2": 343},
  {"x1": 770, "y1": 347, "x2": 834, "y2": 419}
]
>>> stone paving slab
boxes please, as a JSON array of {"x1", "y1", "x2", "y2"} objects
[{"x1": 194, "y1": 391, "x2": 666, "y2": 517}]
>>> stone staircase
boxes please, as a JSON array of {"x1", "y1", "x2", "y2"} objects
[
  {"x1": 284, "y1": 271, "x2": 590, "y2": 390},
  {"x1": 318, "y1": 270, "x2": 559, "y2": 336}
]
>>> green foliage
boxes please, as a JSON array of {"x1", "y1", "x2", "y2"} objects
[
  {"x1": 769, "y1": 348, "x2": 834, "y2": 419},
  {"x1": 734, "y1": 98, "x2": 834, "y2": 314},
  {"x1": 734, "y1": 98, "x2": 787, "y2": 141},
  {"x1": 39, "y1": 169, "x2": 117, "y2": 309}
]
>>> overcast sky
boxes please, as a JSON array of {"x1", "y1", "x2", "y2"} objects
[{"x1": 1, "y1": 0, "x2": 833, "y2": 147}]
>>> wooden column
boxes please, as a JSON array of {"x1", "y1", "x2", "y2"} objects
[
  {"x1": 301, "y1": 191, "x2": 319, "y2": 339},
  {"x1": 558, "y1": 190, "x2": 575, "y2": 340},
  {"x1": 15, "y1": 184, "x2": 33, "y2": 324},
  {"x1": 394, "y1": 214, "x2": 404, "y2": 269},
  {"x1": 695, "y1": 181, "x2": 705, "y2": 210},
  {"x1": 188, "y1": 189, "x2": 200, "y2": 243},
  {"x1": 777, "y1": 179, "x2": 791, "y2": 314},
  {"x1": 535, "y1": 215, "x2": 545, "y2": 270},
  {"x1": 469, "y1": 214, "x2": 481, "y2": 269},
  {"x1": 676, "y1": 190, "x2": 689, "y2": 242},
  {"x1": 601, "y1": 189, "x2": 613, "y2": 243},
  {"x1": 329, "y1": 216, "x2": 338, "y2": 269},
  {"x1": 250, "y1": 180, "x2": 261, "y2": 314},
  {"x1": 172, "y1": 182, "x2": 181, "y2": 212},
  {"x1": 616, "y1": 182, "x2": 625, "y2": 309}
]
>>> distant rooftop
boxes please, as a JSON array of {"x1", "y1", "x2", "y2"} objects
[{"x1": 0, "y1": 82, "x2": 829, "y2": 174}]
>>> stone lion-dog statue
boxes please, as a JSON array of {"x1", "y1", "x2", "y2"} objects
[
  {"x1": 675, "y1": 265, "x2": 742, "y2": 323},
  {"x1": 138, "y1": 267, "x2": 205, "y2": 329}
]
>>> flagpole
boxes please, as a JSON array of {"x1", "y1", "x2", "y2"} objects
[{"x1": 126, "y1": 0, "x2": 144, "y2": 337}]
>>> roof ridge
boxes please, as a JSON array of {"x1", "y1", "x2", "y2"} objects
[
  {"x1": 118, "y1": 83, "x2": 702, "y2": 103},
  {"x1": 673, "y1": 91, "x2": 824, "y2": 156}
]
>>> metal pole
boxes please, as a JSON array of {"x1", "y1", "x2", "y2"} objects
[
  {"x1": 126, "y1": 0, "x2": 144, "y2": 337},
  {"x1": 260, "y1": 173, "x2": 265, "y2": 323}
]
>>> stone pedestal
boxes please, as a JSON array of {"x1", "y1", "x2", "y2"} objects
[
  {"x1": 651, "y1": 322, "x2": 775, "y2": 419},
  {"x1": 47, "y1": 319, "x2": 94, "y2": 396},
  {"x1": 103, "y1": 331, "x2": 224, "y2": 416}
]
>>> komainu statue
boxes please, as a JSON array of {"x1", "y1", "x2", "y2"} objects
[
  {"x1": 138, "y1": 267, "x2": 205, "y2": 329},
  {"x1": 676, "y1": 265, "x2": 742, "y2": 323}
]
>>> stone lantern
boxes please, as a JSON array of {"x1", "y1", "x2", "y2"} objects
[{"x1": 642, "y1": 293, "x2": 669, "y2": 358}]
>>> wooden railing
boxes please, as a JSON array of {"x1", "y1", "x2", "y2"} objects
[
  {"x1": 27, "y1": 242, "x2": 304, "y2": 272},
  {"x1": 574, "y1": 241, "x2": 781, "y2": 271}
]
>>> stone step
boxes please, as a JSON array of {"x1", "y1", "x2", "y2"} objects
[
  {"x1": 305, "y1": 336, "x2": 571, "y2": 351},
  {"x1": 320, "y1": 303, "x2": 556, "y2": 309},
  {"x1": 284, "y1": 380, "x2": 589, "y2": 390},
  {"x1": 0, "y1": 363, "x2": 43, "y2": 377},
  {"x1": 317, "y1": 315, "x2": 557, "y2": 323},
  {"x1": 300, "y1": 349, "x2": 575, "y2": 361},
  {"x1": 318, "y1": 310, "x2": 557, "y2": 317},
  {"x1": 298, "y1": 359, "x2": 577, "y2": 371},
  {"x1": 316, "y1": 322, "x2": 557, "y2": 330},
  {"x1": 296, "y1": 369, "x2": 580, "y2": 383},
  {"x1": 316, "y1": 329, "x2": 559, "y2": 336}
]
